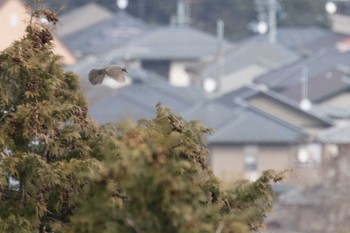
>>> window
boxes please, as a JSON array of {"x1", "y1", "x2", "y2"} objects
[
  {"x1": 244, "y1": 146, "x2": 258, "y2": 172},
  {"x1": 297, "y1": 143, "x2": 321, "y2": 167}
]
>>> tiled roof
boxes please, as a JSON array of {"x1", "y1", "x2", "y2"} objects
[
  {"x1": 280, "y1": 68, "x2": 350, "y2": 103},
  {"x1": 182, "y1": 101, "x2": 242, "y2": 129},
  {"x1": 317, "y1": 126, "x2": 350, "y2": 144},
  {"x1": 186, "y1": 35, "x2": 300, "y2": 94},
  {"x1": 209, "y1": 106, "x2": 308, "y2": 144},
  {"x1": 216, "y1": 85, "x2": 334, "y2": 127},
  {"x1": 82, "y1": 68, "x2": 207, "y2": 124},
  {"x1": 56, "y1": 2, "x2": 113, "y2": 38},
  {"x1": 214, "y1": 85, "x2": 258, "y2": 108},
  {"x1": 276, "y1": 27, "x2": 345, "y2": 56},
  {"x1": 67, "y1": 53, "x2": 205, "y2": 124},
  {"x1": 105, "y1": 25, "x2": 233, "y2": 61},
  {"x1": 201, "y1": 36, "x2": 300, "y2": 78},
  {"x1": 62, "y1": 11, "x2": 148, "y2": 56},
  {"x1": 255, "y1": 48, "x2": 350, "y2": 90}
]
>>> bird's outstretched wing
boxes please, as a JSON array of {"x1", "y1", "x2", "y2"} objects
[
  {"x1": 105, "y1": 66, "x2": 126, "y2": 82},
  {"x1": 88, "y1": 69, "x2": 106, "y2": 85}
]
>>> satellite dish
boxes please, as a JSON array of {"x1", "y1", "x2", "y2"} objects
[{"x1": 117, "y1": 0, "x2": 129, "y2": 10}]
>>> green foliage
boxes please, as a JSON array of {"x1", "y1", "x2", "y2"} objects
[
  {"x1": 0, "y1": 6, "x2": 284, "y2": 233},
  {"x1": 0, "y1": 7, "x2": 104, "y2": 232},
  {"x1": 59, "y1": 105, "x2": 284, "y2": 233}
]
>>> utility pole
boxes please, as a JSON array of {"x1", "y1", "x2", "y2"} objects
[
  {"x1": 216, "y1": 19, "x2": 224, "y2": 93},
  {"x1": 185, "y1": 0, "x2": 191, "y2": 24},
  {"x1": 177, "y1": 0, "x2": 187, "y2": 25},
  {"x1": 138, "y1": 0, "x2": 145, "y2": 20}
]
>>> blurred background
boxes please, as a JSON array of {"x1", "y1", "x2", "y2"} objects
[{"x1": 2, "y1": 0, "x2": 350, "y2": 232}]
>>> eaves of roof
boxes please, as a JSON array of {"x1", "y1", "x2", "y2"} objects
[{"x1": 260, "y1": 89, "x2": 334, "y2": 126}]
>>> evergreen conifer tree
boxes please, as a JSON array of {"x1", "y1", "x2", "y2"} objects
[
  {"x1": 0, "y1": 4, "x2": 284, "y2": 233},
  {"x1": 0, "y1": 6, "x2": 106, "y2": 232}
]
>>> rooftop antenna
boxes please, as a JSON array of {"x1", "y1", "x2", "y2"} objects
[
  {"x1": 216, "y1": 19, "x2": 224, "y2": 93},
  {"x1": 299, "y1": 67, "x2": 312, "y2": 111},
  {"x1": 203, "y1": 19, "x2": 224, "y2": 94}
]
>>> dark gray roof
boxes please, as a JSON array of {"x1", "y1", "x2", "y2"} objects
[
  {"x1": 249, "y1": 89, "x2": 334, "y2": 126},
  {"x1": 182, "y1": 101, "x2": 242, "y2": 129},
  {"x1": 209, "y1": 106, "x2": 308, "y2": 144},
  {"x1": 280, "y1": 68, "x2": 350, "y2": 103},
  {"x1": 276, "y1": 27, "x2": 346, "y2": 56},
  {"x1": 105, "y1": 25, "x2": 233, "y2": 61},
  {"x1": 214, "y1": 85, "x2": 258, "y2": 108},
  {"x1": 215, "y1": 85, "x2": 334, "y2": 127},
  {"x1": 315, "y1": 105, "x2": 350, "y2": 119},
  {"x1": 254, "y1": 48, "x2": 350, "y2": 90},
  {"x1": 200, "y1": 36, "x2": 300, "y2": 78},
  {"x1": 317, "y1": 126, "x2": 350, "y2": 144},
  {"x1": 87, "y1": 74, "x2": 207, "y2": 124},
  {"x1": 62, "y1": 11, "x2": 149, "y2": 56}
]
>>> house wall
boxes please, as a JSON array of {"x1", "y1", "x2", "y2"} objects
[
  {"x1": 0, "y1": 0, "x2": 28, "y2": 49},
  {"x1": 320, "y1": 92, "x2": 350, "y2": 110},
  {"x1": 329, "y1": 14, "x2": 350, "y2": 35},
  {"x1": 210, "y1": 144, "x2": 296, "y2": 184},
  {"x1": 142, "y1": 60, "x2": 170, "y2": 80},
  {"x1": 0, "y1": 0, "x2": 76, "y2": 65},
  {"x1": 210, "y1": 144, "x2": 323, "y2": 186},
  {"x1": 249, "y1": 96, "x2": 326, "y2": 130},
  {"x1": 220, "y1": 64, "x2": 267, "y2": 94},
  {"x1": 169, "y1": 61, "x2": 191, "y2": 86}
]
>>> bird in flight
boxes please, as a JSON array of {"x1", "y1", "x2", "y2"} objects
[{"x1": 88, "y1": 66, "x2": 127, "y2": 85}]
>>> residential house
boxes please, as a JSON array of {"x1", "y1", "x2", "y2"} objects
[
  {"x1": 87, "y1": 74, "x2": 207, "y2": 123},
  {"x1": 186, "y1": 35, "x2": 300, "y2": 94},
  {"x1": 186, "y1": 26, "x2": 344, "y2": 95},
  {"x1": 104, "y1": 25, "x2": 233, "y2": 86},
  {"x1": 267, "y1": 131, "x2": 350, "y2": 233},
  {"x1": 216, "y1": 85, "x2": 333, "y2": 135},
  {"x1": 183, "y1": 101, "x2": 312, "y2": 184},
  {"x1": 327, "y1": 3, "x2": 350, "y2": 35},
  {"x1": 276, "y1": 27, "x2": 346, "y2": 56},
  {"x1": 255, "y1": 48, "x2": 350, "y2": 125},
  {"x1": 318, "y1": 125, "x2": 350, "y2": 163},
  {"x1": 60, "y1": 9, "x2": 149, "y2": 58},
  {"x1": 330, "y1": 13, "x2": 350, "y2": 35},
  {"x1": 0, "y1": 0, "x2": 76, "y2": 65},
  {"x1": 69, "y1": 55, "x2": 207, "y2": 123}
]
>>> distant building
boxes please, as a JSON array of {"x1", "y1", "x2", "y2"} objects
[
  {"x1": 56, "y1": 2, "x2": 113, "y2": 38},
  {"x1": 0, "y1": 0, "x2": 76, "y2": 65},
  {"x1": 60, "y1": 10, "x2": 149, "y2": 59},
  {"x1": 199, "y1": 86, "x2": 333, "y2": 185},
  {"x1": 255, "y1": 48, "x2": 350, "y2": 126},
  {"x1": 105, "y1": 25, "x2": 233, "y2": 86},
  {"x1": 326, "y1": 2, "x2": 350, "y2": 37},
  {"x1": 187, "y1": 35, "x2": 300, "y2": 94}
]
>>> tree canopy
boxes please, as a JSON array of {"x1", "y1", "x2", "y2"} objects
[{"x1": 0, "y1": 6, "x2": 284, "y2": 233}]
